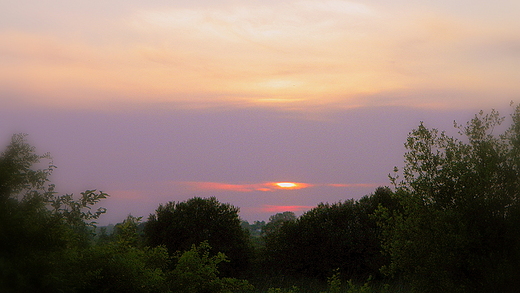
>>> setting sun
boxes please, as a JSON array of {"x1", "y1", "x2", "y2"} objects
[
  {"x1": 275, "y1": 182, "x2": 298, "y2": 188},
  {"x1": 272, "y1": 182, "x2": 313, "y2": 190}
]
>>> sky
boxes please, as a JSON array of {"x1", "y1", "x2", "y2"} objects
[{"x1": 1, "y1": 0, "x2": 519, "y2": 224}]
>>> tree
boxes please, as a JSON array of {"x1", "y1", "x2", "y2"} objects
[
  {"x1": 168, "y1": 241, "x2": 253, "y2": 293},
  {"x1": 378, "y1": 108, "x2": 520, "y2": 292},
  {"x1": 263, "y1": 187, "x2": 396, "y2": 281},
  {"x1": 0, "y1": 134, "x2": 109, "y2": 292},
  {"x1": 113, "y1": 215, "x2": 144, "y2": 248},
  {"x1": 241, "y1": 220, "x2": 266, "y2": 250},
  {"x1": 71, "y1": 215, "x2": 171, "y2": 293},
  {"x1": 0, "y1": 134, "x2": 253, "y2": 292},
  {"x1": 262, "y1": 211, "x2": 296, "y2": 236},
  {"x1": 144, "y1": 197, "x2": 252, "y2": 276}
]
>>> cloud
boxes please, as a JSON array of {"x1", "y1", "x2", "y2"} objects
[
  {"x1": 2, "y1": 0, "x2": 519, "y2": 111},
  {"x1": 260, "y1": 205, "x2": 316, "y2": 213},
  {"x1": 180, "y1": 181, "x2": 312, "y2": 192},
  {"x1": 297, "y1": 0, "x2": 375, "y2": 16},
  {"x1": 177, "y1": 181, "x2": 376, "y2": 192}
]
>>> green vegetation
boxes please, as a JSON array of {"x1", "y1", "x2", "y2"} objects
[
  {"x1": 377, "y1": 108, "x2": 520, "y2": 292},
  {"x1": 144, "y1": 196, "x2": 253, "y2": 277},
  {"x1": 169, "y1": 241, "x2": 253, "y2": 293},
  {"x1": 3, "y1": 106, "x2": 520, "y2": 292},
  {"x1": 262, "y1": 187, "x2": 397, "y2": 281}
]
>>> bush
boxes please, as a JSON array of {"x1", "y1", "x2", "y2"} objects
[{"x1": 168, "y1": 241, "x2": 254, "y2": 293}]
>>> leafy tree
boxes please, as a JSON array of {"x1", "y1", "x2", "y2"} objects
[
  {"x1": 144, "y1": 197, "x2": 252, "y2": 276},
  {"x1": 70, "y1": 215, "x2": 171, "y2": 293},
  {"x1": 242, "y1": 220, "x2": 266, "y2": 250},
  {"x1": 378, "y1": 108, "x2": 520, "y2": 292},
  {"x1": 113, "y1": 215, "x2": 144, "y2": 247},
  {"x1": 0, "y1": 134, "x2": 109, "y2": 292},
  {"x1": 262, "y1": 211, "x2": 296, "y2": 236},
  {"x1": 241, "y1": 220, "x2": 266, "y2": 237},
  {"x1": 321, "y1": 270, "x2": 341, "y2": 293},
  {"x1": 168, "y1": 241, "x2": 254, "y2": 293},
  {"x1": 267, "y1": 286, "x2": 300, "y2": 293},
  {"x1": 264, "y1": 187, "x2": 396, "y2": 281}
]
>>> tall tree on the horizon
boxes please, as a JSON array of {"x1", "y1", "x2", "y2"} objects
[
  {"x1": 261, "y1": 211, "x2": 296, "y2": 236},
  {"x1": 378, "y1": 107, "x2": 520, "y2": 292},
  {"x1": 144, "y1": 197, "x2": 253, "y2": 277}
]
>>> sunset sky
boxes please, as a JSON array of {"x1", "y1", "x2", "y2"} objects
[{"x1": 2, "y1": 0, "x2": 519, "y2": 224}]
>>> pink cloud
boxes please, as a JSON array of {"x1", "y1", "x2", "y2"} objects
[
  {"x1": 180, "y1": 181, "x2": 314, "y2": 192},
  {"x1": 177, "y1": 181, "x2": 376, "y2": 192},
  {"x1": 260, "y1": 205, "x2": 315, "y2": 213},
  {"x1": 184, "y1": 182, "x2": 257, "y2": 192}
]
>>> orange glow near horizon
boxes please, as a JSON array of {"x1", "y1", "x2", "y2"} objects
[
  {"x1": 181, "y1": 181, "x2": 313, "y2": 192},
  {"x1": 266, "y1": 181, "x2": 312, "y2": 191},
  {"x1": 273, "y1": 182, "x2": 311, "y2": 190},
  {"x1": 177, "y1": 181, "x2": 375, "y2": 192},
  {"x1": 260, "y1": 205, "x2": 315, "y2": 213}
]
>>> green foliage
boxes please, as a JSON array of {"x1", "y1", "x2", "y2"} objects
[
  {"x1": 345, "y1": 280, "x2": 374, "y2": 293},
  {"x1": 241, "y1": 220, "x2": 266, "y2": 238},
  {"x1": 145, "y1": 197, "x2": 253, "y2": 276},
  {"x1": 262, "y1": 212, "x2": 296, "y2": 236},
  {"x1": 0, "y1": 134, "x2": 110, "y2": 292},
  {"x1": 0, "y1": 134, "x2": 55, "y2": 199},
  {"x1": 57, "y1": 214, "x2": 172, "y2": 293},
  {"x1": 9, "y1": 106, "x2": 520, "y2": 292},
  {"x1": 66, "y1": 243, "x2": 170, "y2": 293},
  {"x1": 378, "y1": 107, "x2": 520, "y2": 292},
  {"x1": 321, "y1": 270, "x2": 341, "y2": 293},
  {"x1": 113, "y1": 215, "x2": 144, "y2": 247},
  {"x1": 344, "y1": 276, "x2": 394, "y2": 293},
  {"x1": 66, "y1": 215, "x2": 255, "y2": 293},
  {"x1": 267, "y1": 286, "x2": 299, "y2": 293},
  {"x1": 242, "y1": 220, "x2": 266, "y2": 249},
  {"x1": 264, "y1": 187, "x2": 397, "y2": 281},
  {"x1": 169, "y1": 241, "x2": 254, "y2": 293},
  {"x1": 316, "y1": 271, "x2": 393, "y2": 293},
  {"x1": 51, "y1": 190, "x2": 108, "y2": 229},
  {"x1": 51, "y1": 190, "x2": 109, "y2": 248}
]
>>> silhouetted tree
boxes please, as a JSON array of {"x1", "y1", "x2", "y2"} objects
[
  {"x1": 264, "y1": 187, "x2": 396, "y2": 281},
  {"x1": 72, "y1": 215, "x2": 171, "y2": 293},
  {"x1": 262, "y1": 211, "x2": 296, "y2": 236},
  {"x1": 168, "y1": 241, "x2": 254, "y2": 293},
  {"x1": 377, "y1": 108, "x2": 520, "y2": 292},
  {"x1": 144, "y1": 197, "x2": 252, "y2": 277},
  {"x1": 0, "y1": 134, "x2": 108, "y2": 292}
]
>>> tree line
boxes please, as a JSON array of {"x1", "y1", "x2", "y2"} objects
[{"x1": 3, "y1": 107, "x2": 520, "y2": 292}]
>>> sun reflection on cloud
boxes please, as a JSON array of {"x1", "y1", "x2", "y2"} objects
[
  {"x1": 276, "y1": 182, "x2": 297, "y2": 188},
  {"x1": 273, "y1": 182, "x2": 311, "y2": 190},
  {"x1": 178, "y1": 181, "x2": 374, "y2": 192},
  {"x1": 181, "y1": 181, "x2": 311, "y2": 192}
]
